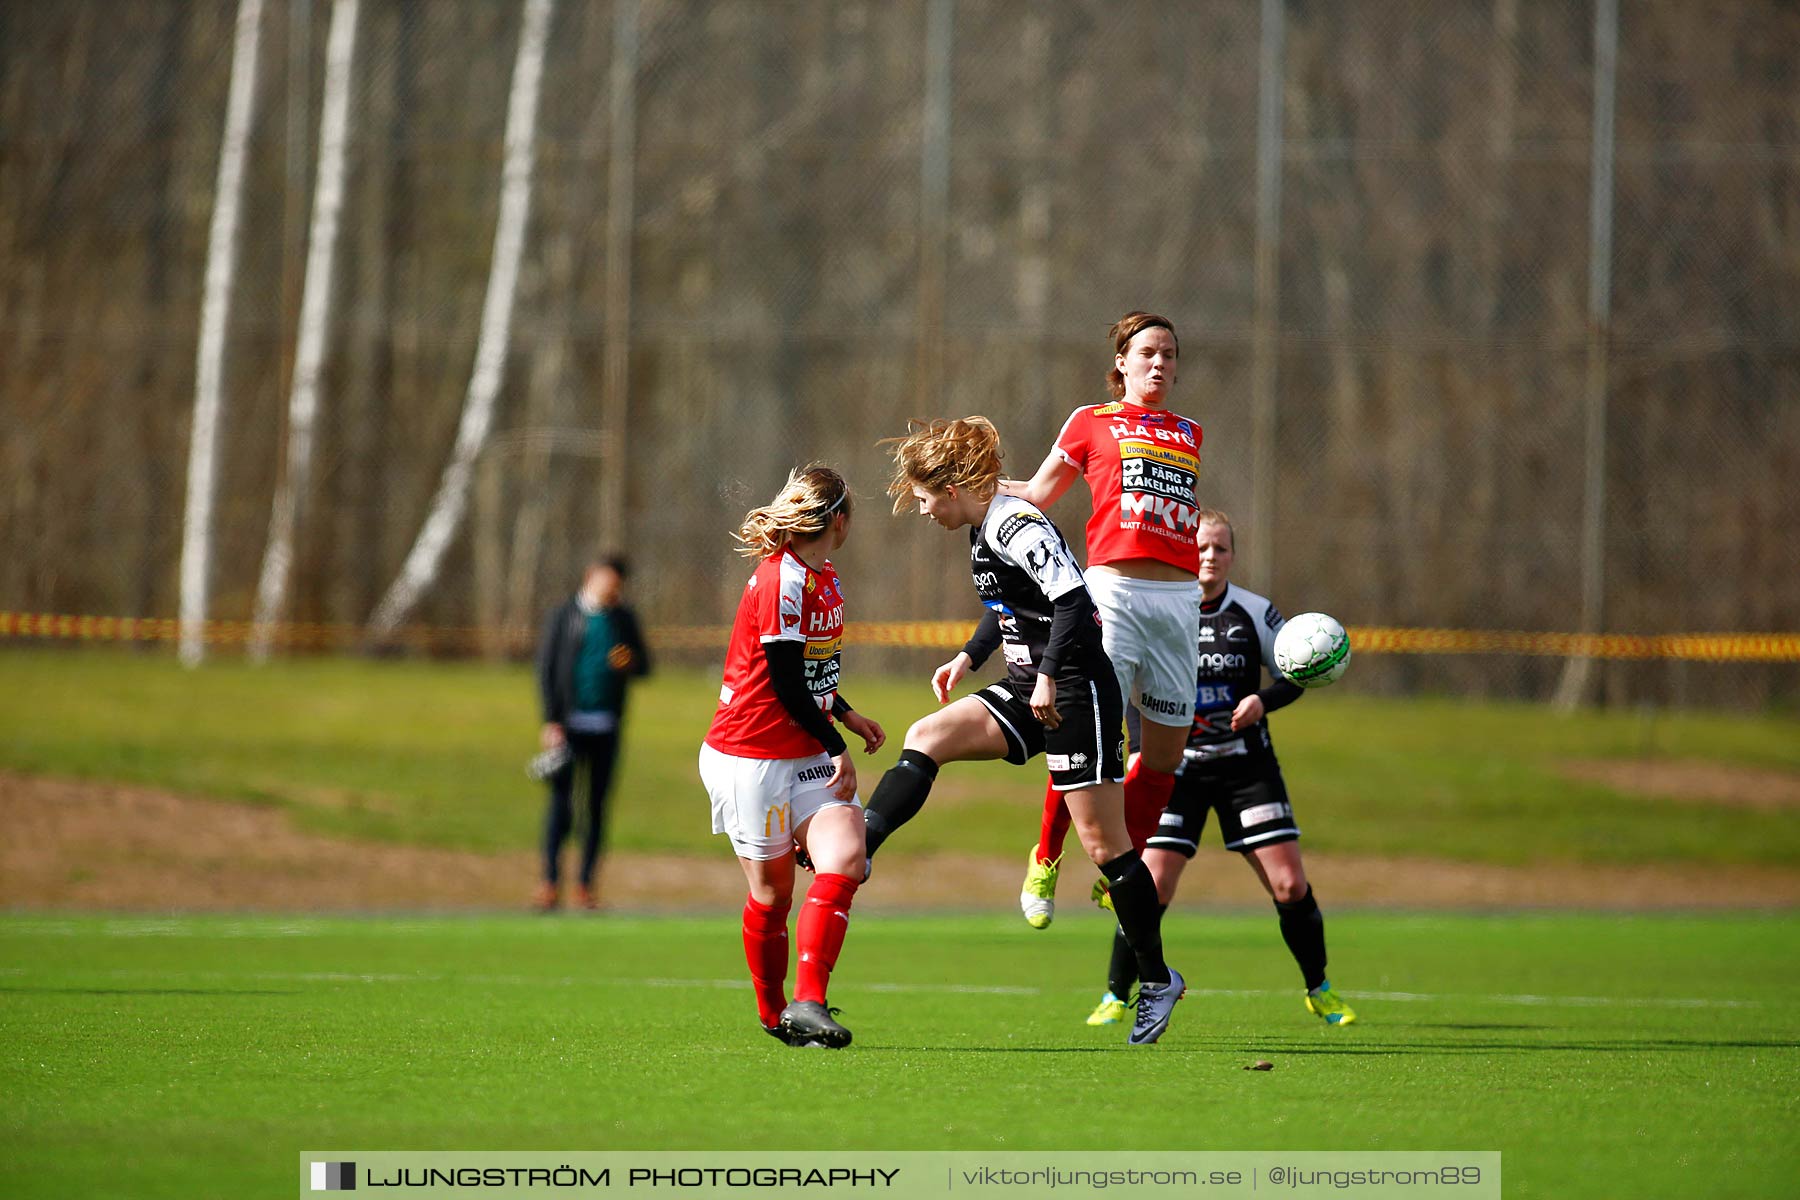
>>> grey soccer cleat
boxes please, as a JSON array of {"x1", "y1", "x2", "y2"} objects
[{"x1": 1128, "y1": 968, "x2": 1186, "y2": 1046}]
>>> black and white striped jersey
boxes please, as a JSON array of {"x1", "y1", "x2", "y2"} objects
[
  {"x1": 969, "y1": 496, "x2": 1108, "y2": 694},
  {"x1": 1186, "y1": 582, "x2": 1292, "y2": 765}
]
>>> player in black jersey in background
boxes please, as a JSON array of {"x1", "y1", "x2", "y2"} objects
[
  {"x1": 864, "y1": 417, "x2": 1186, "y2": 1045},
  {"x1": 1088, "y1": 509, "x2": 1358, "y2": 1028}
]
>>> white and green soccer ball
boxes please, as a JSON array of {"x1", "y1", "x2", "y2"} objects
[{"x1": 1273, "y1": 611, "x2": 1352, "y2": 689}]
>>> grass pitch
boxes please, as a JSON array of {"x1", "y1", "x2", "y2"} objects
[
  {"x1": 3, "y1": 648, "x2": 1798, "y2": 868},
  {"x1": 3, "y1": 910, "x2": 1796, "y2": 1199}
]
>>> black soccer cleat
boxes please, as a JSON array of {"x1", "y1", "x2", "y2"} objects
[{"x1": 777, "y1": 999, "x2": 853, "y2": 1049}]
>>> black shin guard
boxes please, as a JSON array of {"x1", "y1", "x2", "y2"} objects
[
  {"x1": 1100, "y1": 850, "x2": 1169, "y2": 986},
  {"x1": 862, "y1": 749, "x2": 939, "y2": 857},
  {"x1": 1107, "y1": 902, "x2": 1166, "y2": 997},
  {"x1": 1275, "y1": 885, "x2": 1327, "y2": 991}
]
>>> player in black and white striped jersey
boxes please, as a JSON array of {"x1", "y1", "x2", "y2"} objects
[
  {"x1": 864, "y1": 417, "x2": 1186, "y2": 1045},
  {"x1": 1089, "y1": 509, "x2": 1358, "y2": 1028}
]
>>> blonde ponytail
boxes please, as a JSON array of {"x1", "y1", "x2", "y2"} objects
[{"x1": 734, "y1": 464, "x2": 854, "y2": 558}]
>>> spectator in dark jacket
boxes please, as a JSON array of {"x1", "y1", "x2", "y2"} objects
[{"x1": 533, "y1": 555, "x2": 650, "y2": 910}]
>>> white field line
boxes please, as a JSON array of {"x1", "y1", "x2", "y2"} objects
[{"x1": 0, "y1": 963, "x2": 1762, "y2": 1009}]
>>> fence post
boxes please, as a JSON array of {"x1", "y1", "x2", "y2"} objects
[
  {"x1": 1553, "y1": 0, "x2": 1619, "y2": 712},
  {"x1": 1248, "y1": 0, "x2": 1286, "y2": 591},
  {"x1": 916, "y1": 0, "x2": 953, "y2": 414},
  {"x1": 598, "y1": 0, "x2": 639, "y2": 551}
]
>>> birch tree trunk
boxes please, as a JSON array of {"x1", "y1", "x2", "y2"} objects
[
  {"x1": 248, "y1": 0, "x2": 360, "y2": 660},
  {"x1": 178, "y1": 0, "x2": 265, "y2": 667},
  {"x1": 505, "y1": 0, "x2": 618, "y2": 638},
  {"x1": 365, "y1": 0, "x2": 555, "y2": 641}
]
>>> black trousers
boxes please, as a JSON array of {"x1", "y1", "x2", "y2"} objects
[{"x1": 541, "y1": 731, "x2": 621, "y2": 886}]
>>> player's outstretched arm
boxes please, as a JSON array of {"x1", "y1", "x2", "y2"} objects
[{"x1": 998, "y1": 452, "x2": 1078, "y2": 509}]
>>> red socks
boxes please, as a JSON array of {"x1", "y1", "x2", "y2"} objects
[
  {"x1": 794, "y1": 872, "x2": 859, "y2": 1005},
  {"x1": 1035, "y1": 777, "x2": 1072, "y2": 864},
  {"x1": 745, "y1": 873, "x2": 862, "y2": 1022},
  {"x1": 1036, "y1": 758, "x2": 1174, "y2": 862},
  {"x1": 1123, "y1": 757, "x2": 1176, "y2": 851},
  {"x1": 741, "y1": 894, "x2": 792, "y2": 1029}
]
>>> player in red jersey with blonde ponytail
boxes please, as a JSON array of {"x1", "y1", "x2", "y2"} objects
[{"x1": 699, "y1": 464, "x2": 886, "y2": 1049}]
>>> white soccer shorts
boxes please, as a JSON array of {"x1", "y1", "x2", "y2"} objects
[
  {"x1": 1084, "y1": 571, "x2": 1202, "y2": 728},
  {"x1": 698, "y1": 742, "x2": 861, "y2": 861}
]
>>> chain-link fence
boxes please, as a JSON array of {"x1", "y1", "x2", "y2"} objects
[{"x1": 2, "y1": 0, "x2": 1796, "y2": 706}]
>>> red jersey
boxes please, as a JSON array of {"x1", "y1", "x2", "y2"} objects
[
  {"x1": 705, "y1": 547, "x2": 846, "y2": 759},
  {"x1": 1054, "y1": 401, "x2": 1203, "y2": 574}
]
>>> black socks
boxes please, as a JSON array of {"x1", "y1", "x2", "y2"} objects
[
  {"x1": 1101, "y1": 879, "x2": 1327, "y2": 996},
  {"x1": 862, "y1": 749, "x2": 939, "y2": 857},
  {"x1": 1276, "y1": 884, "x2": 1328, "y2": 991},
  {"x1": 1099, "y1": 850, "x2": 1169, "y2": 986},
  {"x1": 1107, "y1": 901, "x2": 1166, "y2": 997}
]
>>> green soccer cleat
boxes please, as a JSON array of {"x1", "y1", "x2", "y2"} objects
[
  {"x1": 1091, "y1": 876, "x2": 1113, "y2": 912},
  {"x1": 1086, "y1": 991, "x2": 1127, "y2": 1026},
  {"x1": 1305, "y1": 981, "x2": 1358, "y2": 1026},
  {"x1": 1020, "y1": 849, "x2": 1061, "y2": 929}
]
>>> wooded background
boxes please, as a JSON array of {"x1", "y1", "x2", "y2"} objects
[{"x1": 2, "y1": 0, "x2": 1795, "y2": 706}]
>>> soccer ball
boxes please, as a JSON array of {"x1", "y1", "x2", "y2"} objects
[{"x1": 1273, "y1": 612, "x2": 1352, "y2": 689}]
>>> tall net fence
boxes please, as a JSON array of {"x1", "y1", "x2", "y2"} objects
[{"x1": 2, "y1": 0, "x2": 1796, "y2": 706}]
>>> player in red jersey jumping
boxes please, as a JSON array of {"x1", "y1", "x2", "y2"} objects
[
  {"x1": 1002, "y1": 311, "x2": 1205, "y2": 929},
  {"x1": 699, "y1": 465, "x2": 886, "y2": 1048}
]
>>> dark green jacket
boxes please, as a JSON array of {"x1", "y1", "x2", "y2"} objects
[{"x1": 535, "y1": 598, "x2": 651, "y2": 725}]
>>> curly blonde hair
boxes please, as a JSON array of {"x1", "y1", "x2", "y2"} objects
[
  {"x1": 879, "y1": 417, "x2": 1004, "y2": 513},
  {"x1": 734, "y1": 464, "x2": 854, "y2": 559}
]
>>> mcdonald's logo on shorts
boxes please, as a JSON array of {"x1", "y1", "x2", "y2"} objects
[{"x1": 764, "y1": 804, "x2": 792, "y2": 838}]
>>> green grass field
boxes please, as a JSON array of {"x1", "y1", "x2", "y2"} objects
[
  {"x1": 3, "y1": 910, "x2": 1797, "y2": 1199},
  {"x1": 3, "y1": 648, "x2": 1799, "y2": 868},
  {"x1": 3, "y1": 648, "x2": 1798, "y2": 1196}
]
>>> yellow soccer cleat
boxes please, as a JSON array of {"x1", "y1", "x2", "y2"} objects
[
  {"x1": 1091, "y1": 876, "x2": 1114, "y2": 912},
  {"x1": 1020, "y1": 849, "x2": 1061, "y2": 929},
  {"x1": 1305, "y1": 981, "x2": 1358, "y2": 1026},
  {"x1": 1086, "y1": 991, "x2": 1128, "y2": 1026}
]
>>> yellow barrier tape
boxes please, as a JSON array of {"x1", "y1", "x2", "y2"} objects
[{"x1": 2, "y1": 611, "x2": 1798, "y2": 663}]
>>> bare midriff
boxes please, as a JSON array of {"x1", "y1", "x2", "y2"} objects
[{"x1": 1087, "y1": 558, "x2": 1195, "y2": 583}]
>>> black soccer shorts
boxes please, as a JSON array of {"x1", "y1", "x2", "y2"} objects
[
  {"x1": 1145, "y1": 760, "x2": 1300, "y2": 856},
  {"x1": 972, "y1": 677, "x2": 1126, "y2": 792}
]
